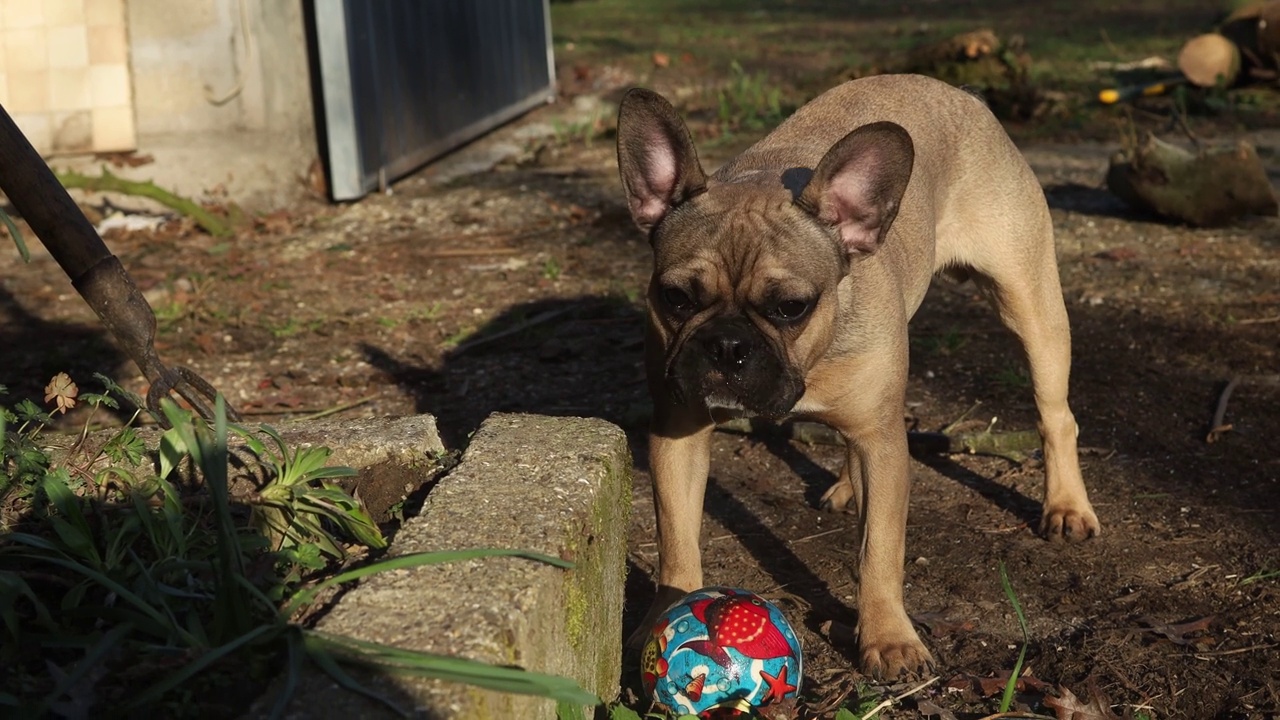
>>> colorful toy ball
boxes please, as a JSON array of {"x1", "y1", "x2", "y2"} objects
[{"x1": 641, "y1": 586, "x2": 803, "y2": 717}]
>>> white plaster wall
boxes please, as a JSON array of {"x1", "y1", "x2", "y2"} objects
[{"x1": 126, "y1": 0, "x2": 312, "y2": 137}]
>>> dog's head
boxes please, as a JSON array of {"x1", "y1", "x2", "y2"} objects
[{"x1": 617, "y1": 88, "x2": 914, "y2": 417}]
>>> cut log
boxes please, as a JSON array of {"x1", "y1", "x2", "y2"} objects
[
  {"x1": 1178, "y1": 33, "x2": 1243, "y2": 87},
  {"x1": 903, "y1": 28, "x2": 1012, "y2": 87},
  {"x1": 1208, "y1": 1, "x2": 1280, "y2": 83},
  {"x1": 906, "y1": 28, "x2": 1000, "y2": 66},
  {"x1": 1106, "y1": 133, "x2": 1279, "y2": 226}
]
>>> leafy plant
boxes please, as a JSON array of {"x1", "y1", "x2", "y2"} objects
[
  {"x1": 543, "y1": 256, "x2": 563, "y2": 281},
  {"x1": 914, "y1": 330, "x2": 969, "y2": 357},
  {"x1": 836, "y1": 684, "x2": 884, "y2": 719},
  {"x1": 0, "y1": 376, "x2": 600, "y2": 717},
  {"x1": 715, "y1": 61, "x2": 791, "y2": 136},
  {"x1": 995, "y1": 366, "x2": 1031, "y2": 389}
]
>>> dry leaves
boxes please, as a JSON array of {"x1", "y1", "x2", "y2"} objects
[
  {"x1": 44, "y1": 372, "x2": 78, "y2": 414},
  {"x1": 912, "y1": 611, "x2": 976, "y2": 638},
  {"x1": 945, "y1": 668, "x2": 1051, "y2": 699},
  {"x1": 1142, "y1": 615, "x2": 1216, "y2": 649},
  {"x1": 1043, "y1": 681, "x2": 1121, "y2": 720}
]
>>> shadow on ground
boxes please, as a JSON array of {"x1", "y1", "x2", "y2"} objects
[
  {"x1": 362, "y1": 295, "x2": 650, "y2": 449},
  {"x1": 0, "y1": 286, "x2": 128, "y2": 410}
]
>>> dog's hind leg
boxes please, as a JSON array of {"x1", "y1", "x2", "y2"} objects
[{"x1": 971, "y1": 220, "x2": 1100, "y2": 542}]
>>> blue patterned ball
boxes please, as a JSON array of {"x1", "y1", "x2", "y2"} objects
[{"x1": 640, "y1": 587, "x2": 803, "y2": 717}]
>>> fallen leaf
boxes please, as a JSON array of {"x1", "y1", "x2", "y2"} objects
[
  {"x1": 974, "y1": 668, "x2": 1052, "y2": 697},
  {"x1": 1044, "y1": 681, "x2": 1121, "y2": 720},
  {"x1": 912, "y1": 611, "x2": 975, "y2": 638},
  {"x1": 916, "y1": 699, "x2": 959, "y2": 720},
  {"x1": 255, "y1": 209, "x2": 295, "y2": 235},
  {"x1": 944, "y1": 674, "x2": 972, "y2": 693},
  {"x1": 1094, "y1": 247, "x2": 1138, "y2": 261},
  {"x1": 1141, "y1": 615, "x2": 1215, "y2": 648},
  {"x1": 194, "y1": 332, "x2": 219, "y2": 355},
  {"x1": 94, "y1": 151, "x2": 155, "y2": 168},
  {"x1": 652, "y1": 51, "x2": 671, "y2": 68}
]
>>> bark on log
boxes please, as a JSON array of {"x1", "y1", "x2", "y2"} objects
[{"x1": 1106, "y1": 133, "x2": 1279, "y2": 226}]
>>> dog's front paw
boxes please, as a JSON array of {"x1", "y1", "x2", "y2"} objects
[
  {"x1": 1040, "y1": 502, "x2": 1101, "y2": 542},
  {"x1": 858, "y1": 624, "x2": 935, "y2": 680},
  {"x1": 626, "y1": 585, "x2": 693, "y2": 650},
  {"x1": 819, "y1": 478, "x2": 855, "y2": 512}
]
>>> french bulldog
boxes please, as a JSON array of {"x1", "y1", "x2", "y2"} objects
[{"x1": 616, "y1": 74, "x2": 1100, "y2": 678}]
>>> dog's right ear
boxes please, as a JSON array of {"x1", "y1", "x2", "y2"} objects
[{"x1": 616, "y1": 88, "x2": 708, "y2": 233}]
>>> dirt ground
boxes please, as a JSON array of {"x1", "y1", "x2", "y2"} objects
[{"x1": 4, "y1": 3, "x2": 1280, "y2": 719}]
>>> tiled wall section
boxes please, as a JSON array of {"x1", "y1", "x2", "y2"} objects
[{"x1": 1, "y1": 0, "x2": 137, "y2": 155}]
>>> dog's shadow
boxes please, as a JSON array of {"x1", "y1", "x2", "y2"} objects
[
  {"x1": 752, "y1": 419, "x2": 1044, "y2": 531},
  {"x1": 363, "y1": 295, "x2": 1042, "y2": 671}
]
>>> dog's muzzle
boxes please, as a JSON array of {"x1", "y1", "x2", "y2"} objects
[{"x1": 669, "y1": 316, "x2": 803, "y2": 417}]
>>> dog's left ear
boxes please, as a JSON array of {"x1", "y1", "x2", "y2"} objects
[
  {"x1": 616, "y1": 88, "x2": 708, "y2": 233},
  {"x1": 797, "y1": 121, "x2": 914, "y2": 256}
]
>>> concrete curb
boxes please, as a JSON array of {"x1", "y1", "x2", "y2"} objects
[{"x1": 252, "y1": 412, "x2": 632, "y2": 719}]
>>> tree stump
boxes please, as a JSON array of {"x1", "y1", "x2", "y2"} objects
[{"x1": 1178, "y1": 33, "x2": 1242, "y2": 87}]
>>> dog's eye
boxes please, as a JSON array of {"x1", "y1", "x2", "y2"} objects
[
  {"x1": 662, "y1": 287, "x2": 695, "y2": 312},
  {"x1": 774, "y1": 299, "x2": 811, "y2": 322}
]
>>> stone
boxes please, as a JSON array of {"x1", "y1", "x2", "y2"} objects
[{"x1": 250, "y1": 413, "x2": 632, "y2": 720}]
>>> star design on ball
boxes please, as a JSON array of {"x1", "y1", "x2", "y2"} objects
[{"x1": 759, "y1": 665, "x2": 797, "y2": 704}]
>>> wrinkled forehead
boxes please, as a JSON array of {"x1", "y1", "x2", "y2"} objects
[{"x1": 652, "y1": 193, "x2": 841, "y2": 297}]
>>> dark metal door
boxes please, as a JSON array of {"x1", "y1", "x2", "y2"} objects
[{"x1": 311, "y1": 0, "x2": 555, "y2": 200}]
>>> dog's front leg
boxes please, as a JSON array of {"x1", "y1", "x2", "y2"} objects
[
  {"x1": 818, "y1": 346, "x2": 934, "y2": 679},
  {"x1": 627, "y1": 405, "x2": 715, "y2": 647},
  {"x1": 650, "y1": 410, "x2": 715, "y2": 597},
  {"x1": 847, "y1": 423, "x2": 934, "y2": 678}
]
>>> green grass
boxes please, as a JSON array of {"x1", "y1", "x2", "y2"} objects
[
  {"x1": 552, "y1": 0, "x2": 1231, "y2": 141},
  {"x1": 913, "y1": 330, "x2": 969, "y2": 357},
  {"x1": 998, "y1": 561, "x2": 1031, "y2": 713}
]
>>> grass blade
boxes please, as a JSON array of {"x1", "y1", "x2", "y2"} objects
[
  {"x1": 5, "y1": 549, "x2": 193, "y2": 645},
  {"x1": 121, "y1": 623, "x2": 281, "y2": 713},
  {"x1": 39, "y1": 622, "x2": 133, "y2": 714},
  {"x1": 283, "y1": 548, "x2": 573, "y2": 618},
  {"x1": 163, "y1": 397, "x2": 251, "y2": 642},
  {"x1": 1, "y1": 207, "x2": 29, "y2": 263},
  {"x1": 998, "y1": 561, "x2": 1030, "y2": 712},
  {"x1": 267, "y1": 628, "x2": 306, "y2": 720},
  {"x1": 302, "y1": 632, "x2": 408, "y2": 717},
  {"x1": 306, "y1": 630, "x2": 600, "y2": 706}
]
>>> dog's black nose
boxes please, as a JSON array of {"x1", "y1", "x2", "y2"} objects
[
  {"x1": 702, "y1": 325, "x2": 754, "y2": 371},
  {"x1": 711, "y1": 336, "x2": 748, "y2": 367}
]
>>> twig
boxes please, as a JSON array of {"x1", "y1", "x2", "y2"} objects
[
  {"x1": 419, "y1": 247, "x2": 521, "y2": 258},
  {"x1": 1207, "y1": 375, "x2": 1240, "y2": 443},
  {"x1": 1193, "y1": 642, "x2": 1278, "y2": 658},
  {"x1": 861, "y1": 676, "x2": 939, "y2": 720},
  {"x1": 55, "y1": 166, "x2": 232, "y2": 237},
  {"x1": 1237, "y1": 314, "x2": 1280, "y2": 325},
  {"x1": 1207, "y1": 374, "x2": 1280, "y2": 443},
  {"x1": 789, "y1": 527, "x2": 845, "y2": 544},
  {"x1": 294, "y1": 394, "x2": 376, "y2": 422},
  {"x1": 716, "y1": 417, "x2": 1041, "y2": 462},
  {"x1": 941, "y1": 401, "x2": 984, "y2": 435},
  {"x1": 975, "y1": 713, "x2": 1058, "y2": 720}
]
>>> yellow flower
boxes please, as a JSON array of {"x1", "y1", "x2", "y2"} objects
[{"x1": 44, "y1": 372, "x2": 78, "y2": 415}]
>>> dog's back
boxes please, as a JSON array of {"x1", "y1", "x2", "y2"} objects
[{"x1": 717, "y1": 74, "x2": 1053, "y2": 314}]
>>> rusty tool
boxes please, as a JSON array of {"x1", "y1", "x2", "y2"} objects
[{"x1": 0, "y1": 103, "x2": 238, "y2": 425}]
